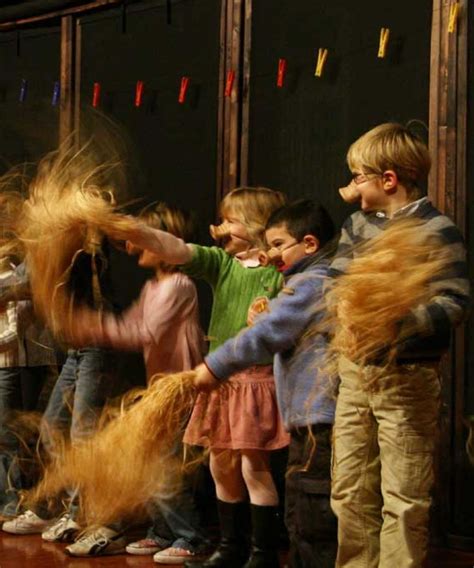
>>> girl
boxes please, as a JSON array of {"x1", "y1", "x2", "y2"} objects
[
  {"x1": 62, "y1": 203, "x2": 209, "y2": 563},
  {"x1": 115, "y1": 187, "x2": 289, "y2": 568}
]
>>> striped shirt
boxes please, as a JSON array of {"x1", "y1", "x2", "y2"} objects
[{"x1": 329, "y1": 198, "x2": 470, "y2": 361}]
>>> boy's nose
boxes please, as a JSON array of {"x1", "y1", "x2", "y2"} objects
[{"x1": 339, "y1": 185, "x2": 361, "y2": 204}]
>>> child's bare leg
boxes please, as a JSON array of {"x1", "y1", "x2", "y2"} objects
[
  {"x1": 210, "y1": 448, "x2": 246, "y2": 502},
  {"x1": 241, "y1": 450, "x2": 278, "y2": 506}
]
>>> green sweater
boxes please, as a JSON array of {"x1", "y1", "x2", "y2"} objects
[{"x1": 183, "y1": 245, "x2": 283, "y2": 352}]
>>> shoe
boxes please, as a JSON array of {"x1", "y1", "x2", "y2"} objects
[
  {"x1": 184, "y1": 500, "x2": 250, "y2": 568},
  {"x1": 126, "y1": 538, "x2": 162, "y2": 555},
  {"x1": 154, "y1": 546, "x2": 208, "y2": 564},
  {"x1": 243, "y1": 505, "x2": 280, "y2": 568},
  {"x1": 65, "y1": 526, "x2": 126, "y2": 556},
  {"x1": 2, "y1": 510, "x2": 54, "y2": 535},
  {"x1": 41, "y1": 513, "x2": 80, "y2": 542}
]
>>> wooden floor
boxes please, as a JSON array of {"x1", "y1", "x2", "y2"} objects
[{"x1": 1, "y1": 533, "x2": 474, "y2": 568}]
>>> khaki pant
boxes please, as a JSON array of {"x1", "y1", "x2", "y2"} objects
[{"x1": 331, "y1": 356, "x2": 440, "y2": 568}]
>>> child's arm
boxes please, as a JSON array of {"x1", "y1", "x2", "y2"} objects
[
  {"x1": 398, "y1": 229, "x2": 470, "y2": 346},
  {"x1": 327, "y1": 215, "x2": 357, "y2": 279},
  {"x1": 201, "y1": 273, "x2": 324, "y2": 383}
]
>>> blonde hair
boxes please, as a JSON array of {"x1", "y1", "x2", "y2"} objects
[
  {"x1": 347, "y1": 123, "x2": 431, "y2": 195},
  {"x1": 219, "y1": 187, "x2": 286, "y2": 247},
  {"x1": 139, "y1": 202, "x2": 195, "y2": 272}
]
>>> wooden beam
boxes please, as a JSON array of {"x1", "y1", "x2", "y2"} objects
[
  {"x1": 215, "y1": 0, "x2": 227, "y2": 210},
  {"x1": 59, "y1": 14, "x2": 75, "y2": 144},
  {"x1": 0, "y1": 0, "x2": 121, "y2": 30},
  {"x1": 240, "y1": 0, "x2": 252, "y2": 186}
]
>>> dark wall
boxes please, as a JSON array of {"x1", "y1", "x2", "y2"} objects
[
  {"x1": 0, "y1": 25, "x2": 60, "y2": 171},
  {"x1": 247, "y1": 0, "x2": 432, "y2": 229}
]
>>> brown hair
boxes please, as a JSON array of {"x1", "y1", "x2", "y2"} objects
[
  {"x1": 347, "y1": 123, "x2": 431, "y2": 195},
  {"x1": 139, "y1": 202, "x2": 195, "y2": 272},
  {"x1": 219, "y1": 186, "x2": 286, "y2": 247}
]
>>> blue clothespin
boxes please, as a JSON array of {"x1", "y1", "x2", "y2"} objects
[
  {"x1": 19, "y1": 79, "x2": 27, "y2": 103},
  {"x1": 52, "y1": 81, "x2": 60, "y2": 106}
]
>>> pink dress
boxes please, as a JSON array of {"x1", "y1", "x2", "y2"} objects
[{"x1": 93, "y1": 272, "x2": 204, "y2": 379}]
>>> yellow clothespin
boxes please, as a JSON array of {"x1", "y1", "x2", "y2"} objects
[
  {"x1": 448, "y1": 2, "x2": 459, "y2": 34},
  {"x1": 378, "y1": 28, "x2": 390, "y2": 58},
  {"x1": 314, "y1": 48, "x2": 328, "y2": 78}
]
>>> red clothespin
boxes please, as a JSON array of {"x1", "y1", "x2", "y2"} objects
[
  {"x1": 225, "y1": 70, "x2": 236, "y2": 98},
  {"x1": 92, "y1": 82, "x2": 101, "y2": 108},
  {"x1": 135, "y1": 80, "x2": 144, "y2": 107},
  {"x1": 277, "y1": 58, "x2": 287, "y2": 88},
  {"x1": 179, "y1": 76, "x2": 190, "y2": 104}
]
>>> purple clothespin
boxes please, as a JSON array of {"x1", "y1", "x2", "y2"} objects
[
  {"x1": 19, "y1": 79, "x2": 27, "y2": 103},
  {"x1": 52, "y1": 81, "x2": 60, "y2": 106}
]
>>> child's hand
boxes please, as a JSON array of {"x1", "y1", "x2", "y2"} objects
[
  {"x1": 193, "y1": 363, "x2": 220, "y2": 392},
  {"x1": 247, "y1": 296, "x2": 269, "y2": 326}
]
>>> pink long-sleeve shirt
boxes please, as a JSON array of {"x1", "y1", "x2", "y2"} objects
[{"x1": 98, "y1": 272, "x2": 205, "y2": 379}]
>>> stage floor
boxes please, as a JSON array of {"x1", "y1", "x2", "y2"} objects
[{"x1": 0, "y1": 533, "x2": 473, "y2": 567}]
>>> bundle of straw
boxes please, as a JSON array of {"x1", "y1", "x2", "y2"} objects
[
  {"x1": 324, "y1": 217, "x2": 452, "y2": 367},
  {"x1": 27, "y1": 371, "x2": 198, "y2": 527},
  {"x1": 15, "y1": 147, "x2": 136, "y2": 335}
]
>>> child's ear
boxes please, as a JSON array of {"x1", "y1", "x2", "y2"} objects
[
  {"x1": 382, "y1": 170, "x2": 398, "y2": 192},
  {"x1": 303, "y1": 235, "x2": 319, "y2": 254}
]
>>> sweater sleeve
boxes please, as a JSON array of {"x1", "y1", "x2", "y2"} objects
[
  {"x1": 398, "y1": 224, "x2": 470, "y2": 346},
  {"x1": 182, "y1": 245, "x2": 229, "y2": 288},
  {"x1": 205, "y1": 275, "x2": 323, "y2": 380},
  {"x1": 100, "y1": 277, "x2": 196, "y2": 351},
  {"x1": 328, "y1": 215, "x2": 356, "y2": 278},
  {"x1": 126, "y1": 224, "x2": 193, "y2": 265}
]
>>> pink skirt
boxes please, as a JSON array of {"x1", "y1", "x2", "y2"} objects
[{"x1": 183, "y1": 365, "x2": 290, "y2": 450}]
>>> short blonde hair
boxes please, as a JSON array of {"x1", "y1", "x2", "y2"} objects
[
  {"x1": 220, "y1": 187, "x2": 286, "y2": 247},
  {"x1": 347, "y1": 123, "x2": 431, "y2": 193}
]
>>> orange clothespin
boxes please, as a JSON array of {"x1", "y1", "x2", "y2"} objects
[
  {"x1": 224, "y1": 70, "x2": 235, "y2": 98},
  {"x1": 179, "y1": 76, "x2": 190, "y2": 104},
  {"x1": 277, "y1": 58, "x2": 287, "y2": 87},
  {"x1": 314, "y1": 48, "x2": 328, "y2": 77},
  {"x1": 92, "y1": 82, "x2": 101, "y2": 108},
  {"x1": 378, "y1": 28, "x2": 390, "y2": 58},
  {"x1": 448, "y1": 2, "x2": 459, "y2": 33},
  {"x1": 135, "y1": 80, "x2": 144, "y2": 107}
]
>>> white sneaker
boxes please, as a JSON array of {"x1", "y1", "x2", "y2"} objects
[
  {"x1": 2, "y1": 510, "x2": 54, "y2": 535},
  {"x1": 65, "y1": 526, "x2": 126, "y2": 556},
  {"x1": 41, "y1": 513, "x2": 80, "y2": 542}
]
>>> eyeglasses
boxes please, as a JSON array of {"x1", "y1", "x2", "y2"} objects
[
  {"x1": 266, "y1": 240, "x2": 300, "y2": 254},
  {"x1": 350, "y1": 173, "x2": 381, "y2": 185}
]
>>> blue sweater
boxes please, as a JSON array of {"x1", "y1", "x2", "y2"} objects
[{"x1": 205, "y1": 255, "x2": 335, "y2": 430}]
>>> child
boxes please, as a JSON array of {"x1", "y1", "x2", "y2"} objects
[
  {"x1": 118, "y1": 187, "x2": 289, "y2": 568},
  {"x1": 329, "y1": 123, "x2": 470, "y2": 567},
  {"x1": 190, "y1": 199, "x2": 339, "y2": 568},
  {"x1": 61, "y1": 203, "x2": 209, "y2": 563}
]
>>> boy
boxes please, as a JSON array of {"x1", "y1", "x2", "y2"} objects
[
  {"x1": 192, "y1": 199, "x2": 338, "y2": 568},
  {"x1": 330, "y1": 123, "x2": 470, "y2": 567}
]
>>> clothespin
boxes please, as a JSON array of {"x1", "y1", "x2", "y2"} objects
[
  {"x1": 179, "y1": 76, "x2": 190, "y2": 103},
  {"x1": 224, "y1": 70, "x2": 235, "y2": 98},
  {"x1": 135, "y1": 80, "x2": 144, "y2": 107},
  {"x1": 19, "y1": 79, "x2": 27, "y2": 103},
  {"x1": 51, "y1": 81, "x2": 60, "y2": 106},
  {"x1": 378, "y1": 28, "x2": 390, "y2": 58},
  {"x1": 448, "y1": 2, "x2": 459, "y2": 34},
  {"x1": 92, "y1": 82, "x2": 101, "y2": 108},
  {"x1": 314, "y1": 48, "x2": 328, "y2": 77},
  {"x1": 277, "y1": 58, "x2": 287, "y2": 87}
]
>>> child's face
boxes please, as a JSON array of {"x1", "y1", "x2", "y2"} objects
[
  {"x1": 340, "y1": 169, "x2": 399, "y2": 213},
  {"x1": 221, "y1": 215, "x2": 253, "y2": 255},
  {"x1": 265, "y1": 223, "x2": 318, "y2": 272},
  {"x1": 136, "y1": 247, "x2": 162, "y2": 270}
]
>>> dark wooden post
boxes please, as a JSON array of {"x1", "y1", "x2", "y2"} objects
[
  {"x1": 59, "y1": 15, "x2": 76, "y2": 144},
  {"x1": 428, "y1": 0, "x2": 469, "y2": 546}
]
